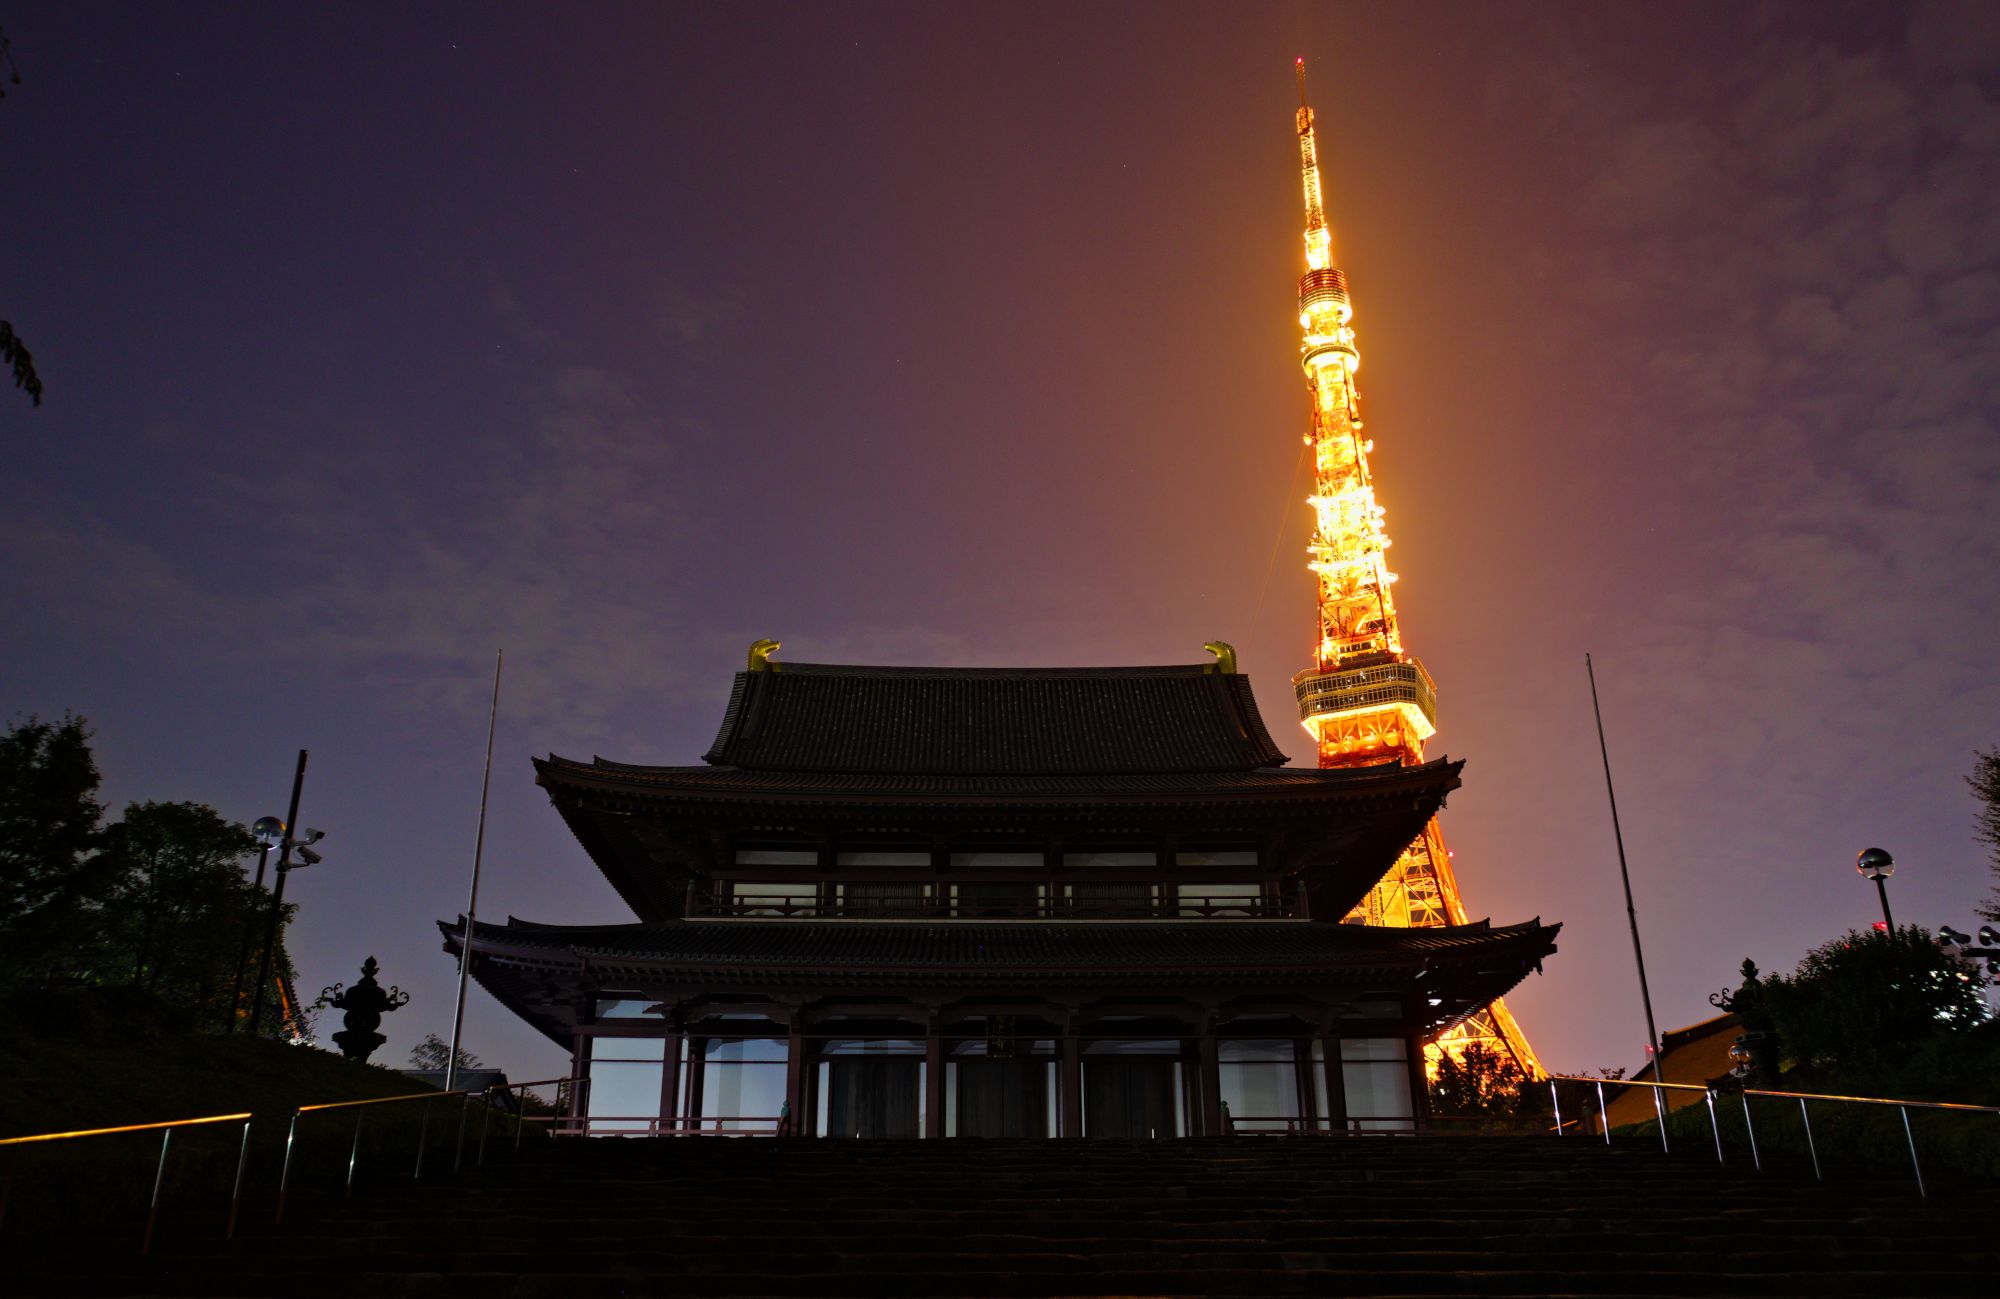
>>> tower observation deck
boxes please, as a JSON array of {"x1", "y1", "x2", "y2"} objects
[{"x1": 1286, "y1": 60, "x2": 1541, "y2": 1077}]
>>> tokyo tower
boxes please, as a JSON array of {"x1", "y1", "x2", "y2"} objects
[{"x1": 1284, "y1": 60, "x2": 1542, "y2": 1077}]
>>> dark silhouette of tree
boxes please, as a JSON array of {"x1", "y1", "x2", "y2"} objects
[
  {"x1": 1760, "y1": 925, "x2": 1987, "y2": 1082},
  {"x1": 409, "y1": 1032, "x2": 482, "y2": 1071},
  {"x1": 1428, "y1": 1041, "x2": 1528, "y2": 1117},
  {"x1": 0, "y1": 714, "x2": 108, "y2": 980},
  {"x1": 0, "y1": 715, "x2": 301, "y2": 1035},
  {"x1": 95, "y1": 801, "x2": 271, "y2": 1017},
  {"x1": 1, "y1": 321, "x2": 41, "y2": 407},
  {"x1": 1971, "y1": 746, "x2": 2000, "y2": 924},
  {"x1": 1, "y1": 23, "x2": 42, "y2": 408}
]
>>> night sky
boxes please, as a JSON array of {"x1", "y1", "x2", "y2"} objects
[{"x1": 4, "y1": 3, "x2": 1997, "y2": 1081}]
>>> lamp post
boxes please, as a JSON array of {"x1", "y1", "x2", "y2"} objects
[
  {"x1": 249, "y1": 750, "x2": 324, "y2": 1037},
  {"x1": 1856, "y1": 847, "x2": 1896, "y2": 933},
  {"x1": 224, "y1": 815, "x2": 288, "y2": 1032}
]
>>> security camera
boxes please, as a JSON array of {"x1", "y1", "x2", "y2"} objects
[
  {"x1": 295, "y1": 845, "x2": 323, "y2": 867},
  {"x1": 299, "y1": 828, "x2": 326, "y2": 845}
]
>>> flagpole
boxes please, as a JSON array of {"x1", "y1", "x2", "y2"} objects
[
  {"x1": 1587, "y1": 654, "x2": 1662, "y2": 1075},
  {"x1": 446, "y1": 649, "x2": 503, "y2": 1091}
]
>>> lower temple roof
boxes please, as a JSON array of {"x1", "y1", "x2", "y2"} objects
[{"x1": 441, "y1": 916, "x2": 1559, "y2": 1046}]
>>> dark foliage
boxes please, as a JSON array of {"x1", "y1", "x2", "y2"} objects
[
  {"x1": 0, "y1": 716, "x2": 300, "y2": 1035},
  {"x1": 1759, "y1": 925, "x2": 1988, "y2": 1084},
  {"x1": 1, "y1": 319, "x2": 42, "y2": 407},
  {"x1": 408, "y1": 1032, "x2": 483, "y2": 1071},
  {"x1": 1971, "y1": 746, "x2": 2000, "y2": 924},
  {"x1": 0, "y1": 714, "x2": 108, "y2": 979},
  {"x1": 1428, "y1": 1041, "x2": 1529, "y2": 1117}
]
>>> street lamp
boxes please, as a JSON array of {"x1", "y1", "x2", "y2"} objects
[
  {"x1": 248, "y1": 750, "x2": 328, "y2": 1037},
  {"x1": 224, "y1": 815, "x2": 289, "y2": 1032},
  {"x1": 1856, "y1": 847, "x2": 1896, "y2": 932}
]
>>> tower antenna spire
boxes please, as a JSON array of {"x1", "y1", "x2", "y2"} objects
[{"x1": 1281, "y1": 61, "x2": 1544, "y2": 1079}]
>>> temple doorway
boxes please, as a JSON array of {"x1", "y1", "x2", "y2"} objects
[
  {"x1": 816, "y1": 1039, "x2": 924, "y2": 1137},
  {"x1": 951, "y1": 1058, "x2": 1052, "y2": 1137},
  {"x1": 1083, "y1": 1043, "x2": 1185, "y2": 1137}
]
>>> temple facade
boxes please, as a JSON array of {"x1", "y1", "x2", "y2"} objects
[{"x1": 443, "y1": 650, "x2": 1558, "y2": 1137}]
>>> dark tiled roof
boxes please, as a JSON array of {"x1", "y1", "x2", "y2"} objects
[
  {"x1": 538, "y1": 754, "x2": 1457, "y2": 804},
  {"x1": 699, "y1": 662, "x2": 1288, "y2": 775},
  {"x1": 450, "y1": 916, "x2": 1555, "y2": 974}
]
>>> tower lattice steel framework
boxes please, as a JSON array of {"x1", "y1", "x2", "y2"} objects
[{"x1": 1285, "y1": 60, "x2": 1541, "y2": 1078}]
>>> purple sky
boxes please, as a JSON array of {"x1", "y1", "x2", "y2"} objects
[{"x1": 3, "y1": 3, "x2": 1996, "y2": 1081}]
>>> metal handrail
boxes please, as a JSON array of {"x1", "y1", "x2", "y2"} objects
[
  {"x1": 476, "y1": 1074, "x2": 587, "y2": 1163},
  {"x1": 276, "y1": 1089, "x2": 474, "y2": 1223},
  {"x1": 1547, "y1": 1072, "x2": 2000, "y2": 1198},
  {"x1": 0, "y1": 1111, "x2": 255, "y2": 1253}
]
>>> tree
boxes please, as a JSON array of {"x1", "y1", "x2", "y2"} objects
[
  {"x1": 1760, "y1": 925, "x2": 1988, "y2": 1083},
  {"x1": 94, "y1": 801, "x2": 268, "y2": 1017},
  {"x1": 1971, "y1": 746, "x2": 2000, "y2": 924},
  {"x1": 409, "y1": 1032, "x2": 482, "y2": 1072},
  {"x1": 1428, "y1": 1042, "x2": 1528, "y2": 1118},
  {"x1": 1, "y1": 26, "x2": 42, "y2": 409},
  {"x1": 0, "y1": 714, "x2": 107, "y2": 980}
]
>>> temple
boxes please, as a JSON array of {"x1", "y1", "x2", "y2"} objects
[{"x1": 443, "y1": 648, "x2": 1559, "y2": 1137}]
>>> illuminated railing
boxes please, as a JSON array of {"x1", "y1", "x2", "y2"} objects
[
  {"x1": 1546, "y1": 1073, "x2": 2000, "y2": 1198},
  {"x1": 692, "y1": 890, "x2": 1298, "y2": 921},
  {"x1": 0, "y1": 1111, "x2": 254, "y2": 1253}
]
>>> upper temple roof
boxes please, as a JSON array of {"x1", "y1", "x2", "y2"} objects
[{"x1": 700, "y1": 662, "x2": 1289, "y2": 776}]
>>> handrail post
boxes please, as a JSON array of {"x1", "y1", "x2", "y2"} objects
[
  {"x1": 1899, "y1": 1105, "x2": 1925, "y2": 1198},
  {"x1": 515, "y1": 1097, "x2": 528, "y2": 1157},
  {"x1": 226, "y1": 1119, "x2": 253, "y2": 1240},
  {"x1": 1703, "y1": 1089, "x2": 1723, "y2": 1164},
  {"x1": 453, "y1": 1093, "x2": 471, "y2": 1174},
  {"x1": 141, "y1": 1127, "x2": 173, "y2": 1256},
  {"x1": 1594, "y1": 1080, "x2": 1609, "y2": 1144},
  {"x1": 1549, "y1": 1079, "x2": 1562, "y2": 1135},
  {"x1": 1651, "y1": 1085, "x2": 1669, "y2": 1153},
  {"x1": 478, "y1": 1091, "x2": 495, "y2": 1168},
  {"x1": 277, "y1": 1111, "x2": 301, "y2": 1224},
  {"x1": 414, "y1": 1098, "x2": 432, "y2": 1180},
  {"x1": 347, "y1": 1111, "x2": 365, "y2": 1198},
  {"x1": 1798, "y1": 1097, "x2": 1820, "y2": 1182},
  {"x1": 1740, "y1": 1092, "x2": 1759, "y2": 1172}
]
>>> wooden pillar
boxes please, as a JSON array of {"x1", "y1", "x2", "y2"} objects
[
  {"x1": 1198, "y1": 1021, "x2": 1223, "y2": 1136},
  {"x1": 686, "y1": 1036, "x2": 707, "y2": 1132},
  {"x1": 659, "y1": 1028, "x2": 684, "y2": 1135},
  {"x1": 1320, "y1": 1029, "x2": 1347, "y2": 1134},
  {"x1": 1059, "y1": 1019, "x2": 1082, "y2": 1137},
  {"x1": 785, "y1": 1016, "x2": 807, "y2": 1137},
  {"x1": 569, "y1": 1032, "x2": 590, "y2": 1132},
  {"x1": 924, "y1": 1014, "x2": 945, "y2": 1139},
  {"x1": 1405, "y1": 1033, "x2": 1430, "y2": 1132}
]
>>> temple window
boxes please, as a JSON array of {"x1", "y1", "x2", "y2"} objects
[
  {"x1": 836, "y1": 850, "x2": 930, "y2": 868},
  {"x1": 592, "y1": 997, "x2": 657, "y2": 1019},
  {"x1": 1218, "y1": 1039, "x2": 1304, "y2": 1131},
  {"x1": 1175, "y1": 849, "x2": 1258, "y2": 867},
  {"x1": 734, "y1": 849, "x2": 818, "y2": 867},
  {"x1": 1340, "y1": 1037, "x2": 1415, "y2": 1132},
  {"x1": 584, "y1": 1036, "x2": 665, "y2": 1135},
  {"x1": 698, "y1": 1038, "x2": 789, "y2": 1133},
  {"x1": 1176, "y1": 883, "x2": 1265, "y2": 917},
  {"x1": 1062, "y1": 850, "x2": 1156, "y2": 868}
]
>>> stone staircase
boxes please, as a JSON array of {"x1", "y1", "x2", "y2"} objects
[{"x1": 8, "y1": 1135, "x2": 1993, "y2": 1296}]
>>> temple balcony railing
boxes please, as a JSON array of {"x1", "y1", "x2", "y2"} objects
[{"x1": 688, "y1": 887, "x2": 1303, "y2": 921}]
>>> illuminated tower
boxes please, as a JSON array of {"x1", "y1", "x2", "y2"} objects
[{"x1": 1285, "y1": 59, "x2": 1541, "y2": 1077}]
